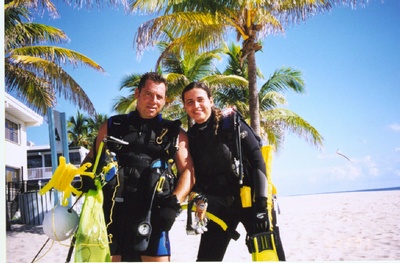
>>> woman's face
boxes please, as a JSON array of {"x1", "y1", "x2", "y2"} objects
[{"x1": 183, "y1": 88, "x2": 213, "y2": 124}]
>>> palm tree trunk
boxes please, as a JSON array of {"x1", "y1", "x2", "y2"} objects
[{"x1": 247, "y1": 49, "x2": 260, "y2": 135}]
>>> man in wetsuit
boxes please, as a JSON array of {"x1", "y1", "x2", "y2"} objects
[{"x1": 78, "y1": 72, "x2": 195, "y2": 262}]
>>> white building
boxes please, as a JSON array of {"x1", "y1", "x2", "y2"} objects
[
  {"x1": 5, "y1": 93, "x2": 43, "y2": 184},
  {"x1": 5, "y1": 94, "x2": 88, "y2": 226},
  {"x1": 27, "y1": 145, "x2": 89, "y2": 181}
]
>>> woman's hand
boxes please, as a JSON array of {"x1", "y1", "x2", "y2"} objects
[{"x1": 189, "y1": 192, "x2": 208, "y2": 234}]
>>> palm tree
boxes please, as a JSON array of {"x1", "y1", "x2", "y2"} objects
[
  {"x1": 67, "y1": 111, "x2": 108, "y2": 148},
  {"x1": 87, "y1": 113, "x2": 109, "y2": 147},
  {"x1": 213, "y1": 43, "x2": 323, "y2": 151},
  {"x1": 113, "y1": 40, "x2": 248, "y2": 126},
  {"x1": 67, "y1": 111, "x2": 91, "y2": 147},
  {"x1": 87, "y1": 113, "x2": 108, "y2": 135},
  {"x1": 132, "y1": 0, "x2": 366, "y2": 135},
  {"x1": 215, "y1": 67, "x2": 324, "y2": 151},
  {"x1": 112, "y1": 73, "x2": 142, "y2": 114},
  {"x1": 4, "y1": 0, "x2": 105, "y2": 116},
  {"x1": 13, "y1": 0, "x2": 128, "y2": 17}
]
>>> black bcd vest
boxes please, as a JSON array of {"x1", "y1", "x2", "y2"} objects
[{"x1": 104, "y1": 111, "x2": 181, "y2": 209}]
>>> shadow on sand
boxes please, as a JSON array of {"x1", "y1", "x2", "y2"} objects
[{"x1": 6, "y1": 223, "x2": 44, "y2": 237}]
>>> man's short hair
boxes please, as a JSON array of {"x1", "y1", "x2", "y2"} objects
[{"x1": 138, "y1": 72, "x2": 168, "y2": 92}]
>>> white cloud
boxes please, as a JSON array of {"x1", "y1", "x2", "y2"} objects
[
  {"x1": 328, "y1": 155, "x2": 381, "y2": 182},
  {"x1": 361, "y1": 155, "x2": 380, "y2": 177},
  {"x1": 330, "y1": 165, "x2": 361, "y2": 181},
  {"x1": 388, "y1": 123, "x2": 400, "y2": 132}
]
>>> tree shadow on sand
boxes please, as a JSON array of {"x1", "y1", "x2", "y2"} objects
[{"x1": 6, "y1": 223, "x2": 45, "y2": 236}]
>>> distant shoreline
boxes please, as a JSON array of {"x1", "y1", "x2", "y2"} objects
[
  {"x1": 349, "y1": 186, "x2": 400, "y2": 192},
  {"x1": 286, "y1": 186, "x2": 400, "y2": 197}
]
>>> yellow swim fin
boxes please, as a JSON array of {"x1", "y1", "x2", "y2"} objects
[{"x1": 247, "y1": 232, "x2": 279, "y2": 261}]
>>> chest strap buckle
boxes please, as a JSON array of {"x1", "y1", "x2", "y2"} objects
[{"x1": 156, "y1": 128, "x2": 168, "y2": 144}]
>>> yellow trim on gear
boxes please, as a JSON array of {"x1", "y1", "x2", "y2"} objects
[
  {"x1": 251, "y1": 232, "x2": 279, "y2": 261},
  {"x1": 261, "y1": 145, "x2": 275, "y2": 232},
  {"x1": 181, "y1": 204, "x2": 228, "y2": 231}
]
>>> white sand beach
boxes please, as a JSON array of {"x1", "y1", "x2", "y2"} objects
[{"x1": 6, "y1": 190, "x2": 400, "y2": 262}]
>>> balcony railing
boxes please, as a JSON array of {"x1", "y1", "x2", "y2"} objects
[
  {"x1": 27, "y1": 167, "x2": 54, "y2": 180},
  {"x1": 27, "y1": 165, "x2": 81, "y2": 180}
]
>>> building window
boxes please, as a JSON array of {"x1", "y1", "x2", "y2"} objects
[
  {"x1": 44, "y1": 154, "x2": 53, "y2": 167},
  {"x1": 5, "y1": 119, "x2": 20, "y2": 144},
  {"x1": 28, "y1": 155, "x2": 42, "y2": 168},
  {"x1": 70, "y1": 152, "x2": 82, "y2": 165},
  {"x1": 6, "y1": 166, "x2": 20, "y2": 183},
  {"x1": 6, "y1": 166, "x2": 21, "y2": 202},
  {"x1": 44, "y1": 153, "x2": 64, "y2": 167}
]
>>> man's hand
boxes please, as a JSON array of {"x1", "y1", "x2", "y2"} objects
[
  {"x1": 74, "y1": 175, "x2": 96, "y2": 193},
  {"x1": 159, "y1": 195, "x2": 181, "y2": 231}
]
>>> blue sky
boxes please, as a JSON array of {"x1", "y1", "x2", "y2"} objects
[{"x1": 27, "y1": 0, "x2": 400, "y2": 196}]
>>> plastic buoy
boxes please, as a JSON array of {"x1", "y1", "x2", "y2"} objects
[{"x1": 42, "y1": 205, "x2": 79, "y2": 241}]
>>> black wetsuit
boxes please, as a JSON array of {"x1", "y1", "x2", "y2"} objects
[
  {"x1": 187, "y1": 111, "x2": 267, "y2": 261},
  {"x1": 102, "y1": 110, "x2": 180, "y2": 261}
]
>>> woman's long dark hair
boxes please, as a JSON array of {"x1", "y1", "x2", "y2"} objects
[{"x1": 182, "y1": 81, "x2": 222, "y2": 135}]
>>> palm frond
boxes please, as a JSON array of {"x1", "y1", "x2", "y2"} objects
[
  {"x1": 113, "y1": 94, "x2": 137, "y2": 114},
  {"x1": 259, "y1": 91, "x2": 287, "y2": 111},
  {"x1": 135, "y1": 12, "x2": 227, "y2": 56},
  {"x1": 6, "y1": 23, "x2": 69, "y2": 50},
  {"x1": 130, "y1": 0, "x2": 167, "y2": 14},
  {"x1": 262, "y1": 108, "x2": 324, "y2": 149},
  {"x1": 202, "y1": 74, "x2": 248, "y2": 90},
  {"x1": 6, "y1": 0, "x2": 59, "y2": 18},
  {"x1": 260, "y1": 67, "x2": 305, "y2": 94},
  {"x1": 119, "y1": 73, "x2": 142, "y2": 91},
  {"x1": 5, "y1": 61, "x2": 55, "y2": 113},
  {"x1": 10, "y1": 46, "x2": 105, "y2": 72},
  {"x1": 6, "y1": 55, "x2": 97, "y2": 115}
]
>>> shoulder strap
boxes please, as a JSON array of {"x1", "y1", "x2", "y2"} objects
[
  {"x1": 233, "y1": 109, "x2": 244, "y2": 184},
  {"x1": 221, "y1": 108, "x2": 262, "y2": 185},
  {"x1": 158, "y1": 119, "x2": 182, "y2": 161},
  {"x1": 221, "y1": 108, "x2": 244, "y2": 184},
  {"x1": 107, "y1": 114, "x2": 129, "y2": 137}
]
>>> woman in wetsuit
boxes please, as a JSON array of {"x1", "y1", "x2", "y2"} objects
[{"x1": 181, "y1": 81, "x2": 270, "y2": 261}]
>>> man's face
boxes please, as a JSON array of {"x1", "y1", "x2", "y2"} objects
[{"x1": 135, "y1": 79, "x2": 166, "y2": 119}]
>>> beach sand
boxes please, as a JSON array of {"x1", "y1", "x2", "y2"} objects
[{"x1": 6, "y1": 190, "x2": 400, "y2": 262}]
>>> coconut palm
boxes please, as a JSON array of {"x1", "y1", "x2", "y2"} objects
[
  {"x1": 4, "y1": 0, "x2": 105, "y2": 116},
  {"x1": 257, "y1": 66, "x2": 310, "y2": 148},
  {"x1": 10, "y1": 0, "x2": 60, "y2": 18},
  {"x1": 67, "y1": 111, "x2": 108, "y2": 148},
  {"x1": 13, "y1": 0, "x2": 128, "y2": 17},
  {"x1": 67, "y1": 111, "x2": 91, "y2": 147},
  {"x1": 214, "y1": 43, "x2": 323, "y2": 151},
  {"x1": 132, "y1": 0, "x2": 366, "y2": 135},
  {"x1": 113, "y1": 40, "x2": 248, "y2": 126},
  {"x1": 87, "y1": 113, "x2": 109, "y2": 135},
  {"x1": 86, "y1": 113, "x2": 109, "y2": 147},
  {"x1": 215, "y1": 67, "x2": 324, "y2": 151},
  {"x1": 112, "y1": 73, "x2": 143, "y2": 114}
]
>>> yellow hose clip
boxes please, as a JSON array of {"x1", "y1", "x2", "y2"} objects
[{"x1": 156, "y1": 175, "x2": 166, "y2": 192}]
